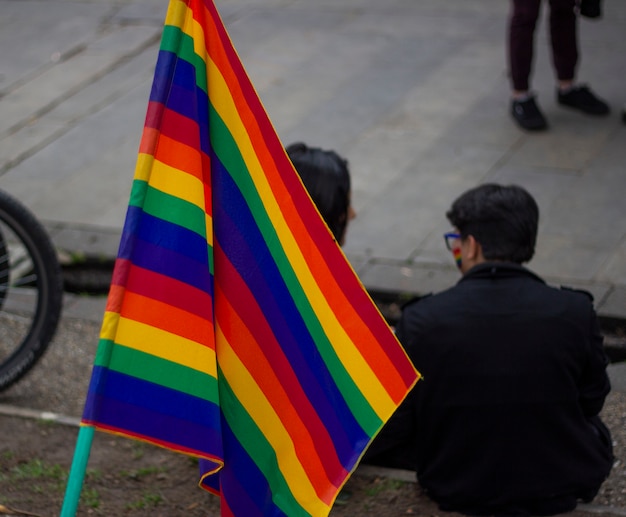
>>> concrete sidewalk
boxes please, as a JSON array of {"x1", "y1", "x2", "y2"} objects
[{"x1": 0, "y1": 0, "x2": 625, "y2": 321}]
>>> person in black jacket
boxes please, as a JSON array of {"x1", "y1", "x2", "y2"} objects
[{"x1": 364, "y1": 183, "x2": 613, "y2": 516}]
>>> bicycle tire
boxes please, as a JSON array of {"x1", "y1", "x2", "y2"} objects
[
  {"x1": 0, "y1": 189, "x2": 63, "y2": 391},
  {"x1": 0, "y1": 229, "x2": 8, "y2": 310}
]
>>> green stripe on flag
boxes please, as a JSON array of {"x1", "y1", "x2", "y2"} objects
[
  {"x1": 162, "y1": 26, "x2": 208, "y2": 93},
  {"x1": 95, "y1": 340, "x2": 219, "y2": 404},
  {"x1": 130, "y1": 180, "x2": 207, "y2": 238}
]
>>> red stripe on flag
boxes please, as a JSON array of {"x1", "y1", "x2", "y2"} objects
[
  {"x1": 120, "y1": 291, "x2": 214, "y2": 346},
  {"x1": 111, "y1": 260, "x2": 213, "y2": 321}
]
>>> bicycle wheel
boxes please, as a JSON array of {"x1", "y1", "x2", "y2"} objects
[{"x1": 0, "y1": 189, "x2": 63, "y2": 391}]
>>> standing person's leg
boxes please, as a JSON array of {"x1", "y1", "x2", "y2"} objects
[
  {"x1": 550, "y1": 0, "x2": 610, "y2": 115},
  {"x1": 508, "y1": 0, "x2": 548, "y2": 130},
  {"x1": 548, "y1": 0, "x2": 577, "y2": 90},
  {"x1": 509, "y1": 0, "x2": 542, "y2": 95}
]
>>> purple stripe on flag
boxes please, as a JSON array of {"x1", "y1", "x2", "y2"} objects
[
  {"x1": 118, "y1": 234, "x2": 212, "y2": 294},
  {"x1": 84, "y1": 368, "x2": 221, "y2": 457}
]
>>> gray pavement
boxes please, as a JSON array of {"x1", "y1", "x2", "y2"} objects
[{"x1": 1, "y1": 1, "x2": 625, "y2": 316}]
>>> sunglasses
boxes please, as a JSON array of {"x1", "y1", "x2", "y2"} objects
[
  {"x1": 443, "y1": 232, "x2": 461, "y2": 251},
  {"x1": 443, "y1": 232, "x2": 462, "y2": 268}
]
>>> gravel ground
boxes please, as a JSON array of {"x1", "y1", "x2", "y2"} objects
[
  {"x1": 593, "y1": 391, "x2": 626, "y2": 509},
  {"x1": 0, "y1": 314, "x2": 100, "y2": 417},
  {"x1": 2, "y1": 295, "x2": 626, "y2": 514}
]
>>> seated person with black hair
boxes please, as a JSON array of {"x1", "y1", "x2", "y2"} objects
[
  {"x1": 286, "y1": 142, "x2": 355, "y2": 246},
  {"x1": 364, "y1": 183, "x2": 613, "y2": 516}
]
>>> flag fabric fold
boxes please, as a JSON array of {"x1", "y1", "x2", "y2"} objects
[{"x1": 81, "y1": 0, "x2": 419, "y2": 515}]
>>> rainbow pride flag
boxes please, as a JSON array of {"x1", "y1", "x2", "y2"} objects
[{"x1": 80, "y1": 0, "x2": 419, "y2": 514}]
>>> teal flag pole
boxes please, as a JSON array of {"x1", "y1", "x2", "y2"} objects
[{"x1": 60, "y1": 426, "x2": 95, "y2": 516}]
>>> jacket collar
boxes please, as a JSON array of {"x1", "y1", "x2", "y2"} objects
[{"x1": 458, "y1": 262, "x2": 545, "y2": 284}]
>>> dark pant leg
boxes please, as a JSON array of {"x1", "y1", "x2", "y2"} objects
[
  {"x1": 508, "y1": 0, "x2": 542, "y2": 91},
  {"x1": 575, "y1": 416, "x2": 614, "y2": 503},
  {"x1": 548, "y1": 0, "x2": 578, "y2": 82},
  {"x1": 361, "y1": 393, "x2": 416, "y2": 471}
]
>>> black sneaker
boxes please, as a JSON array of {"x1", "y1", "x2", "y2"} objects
[
  {"x1": 511, "y1": 96, "x2": 548, "y2": 131},
  {"x1": 557, "y1": 85, "x2": 610, "y2": 115}
]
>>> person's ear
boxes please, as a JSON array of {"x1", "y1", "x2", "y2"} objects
[{"x1": 465, "y1": 234, "x2": 483, "y2": 261}]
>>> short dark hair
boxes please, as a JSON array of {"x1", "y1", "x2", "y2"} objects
[
  {"x1": 446, "y1": 183, "x2": 539, "y2": 264},
  {"x1": 286, "y1": 142, "x2": 351, "y2": 243}
]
